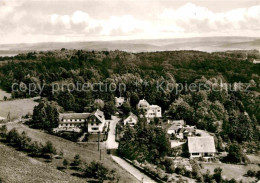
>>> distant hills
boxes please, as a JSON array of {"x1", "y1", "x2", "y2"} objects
[{"x1": 0, "y1": 36, "x2": 259, "y2": 56}]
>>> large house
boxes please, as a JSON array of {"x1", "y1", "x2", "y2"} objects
[
  {"x1": 188, "y1": 136, "x2": 216, "y2": 159},
  {"x1": 137, "y1": 99, "x2": 162, "y2": 120},
  {"x1": 123, "y1": 112, "x2": 138, "y2": 126},
  {"x1": 53, "y1": 109, "x2": 107, "y2": 134},
  {"x1": 87, "y1": 109, "x2": 107, "y2": 133}
]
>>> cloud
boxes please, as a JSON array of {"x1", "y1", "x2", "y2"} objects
[
  {"x1": 0, "y1": 1, "x2": 259, "y2": 44},
  {"x1": 158, "y1": 3, "x2": 260, "y2": 33}
]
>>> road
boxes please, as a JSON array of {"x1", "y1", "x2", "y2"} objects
[
  {"x1": 106, "y1": 116, "x2": 119, "y2": 149},
  {"x1": 112, "y1": 156, "x2": 156, "y2": 183}
]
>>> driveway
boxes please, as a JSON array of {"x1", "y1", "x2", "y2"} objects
[
  {"x1": 111, "y1": 155, "x2": 156, "y2": 183},
  {"x1": 106, "y1": 116, "x2": 119, "y2": 149}
]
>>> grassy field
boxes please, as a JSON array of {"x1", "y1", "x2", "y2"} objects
[
  {"x1": 201, "y1": 162, "x2": 260, "y2": 182},
  {"x1": 0, "y1": 143, "x2": 85, "y2": 183},
  {"x1": 4, "y1": 123, "x2": 139, "y2": 183},
  {"x1": 0, "y1": 98, "x2": 38, "y2": 120}
]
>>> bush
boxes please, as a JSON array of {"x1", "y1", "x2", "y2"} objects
[
  {"x1": 247, "y1": 170, "x2": 256, "y2": 177},
  {"x1": 84, "y1": 161, "x2": 118, "y2": 182},
  {"x1": 72, "y1": 154, "x2": 81, "y2": 167}
]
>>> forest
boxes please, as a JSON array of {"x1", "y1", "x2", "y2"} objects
[{"x1": 0, "y1": 49, "x2": 259, "y2": 148}]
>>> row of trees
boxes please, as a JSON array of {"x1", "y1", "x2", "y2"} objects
[{"x1": 0, "y1": 126, "x2": 56, "y2": 159}]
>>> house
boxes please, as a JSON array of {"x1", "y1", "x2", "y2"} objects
[
  {"x1": 124, "y1": 112, "x2": 138, "y2": 126},
  {"x1": 167, "y1": 120, "x2": 185, "y2": 135},
  {"x1": 177, "y1": 125, "x2": 196, "y2": 139},
  {"x1": 253, "y1": 59, "x2": 260, "y2": 64},
  {"x1": 55, "y1": 113, "x2": 90, "y2": 133},
  {"x1": 53, "y1": 109, "x2": 107, "y2": 134},
  {"x1": 87, "y1": 109, "x2": 107, "y2": 133},
  {"x1": 115, "y1": 97, "x2": 125, "y2": 107},
  {"x1": 188, "y1": 136, "x2": 216, "y2": 159},
  {"x1": 137, "y1": 99, "x2": 162, "y2": 120}
]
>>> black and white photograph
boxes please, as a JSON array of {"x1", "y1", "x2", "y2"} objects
[{"x1": 0, "y1": 0, "x2": 260, "y2": 182}]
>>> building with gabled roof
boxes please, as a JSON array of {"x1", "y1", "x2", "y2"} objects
[
  {"x1": 137, "y1": 99, "x2": 162, "y2": 121},
  {"x1": 87, "y1": 109, "x2": 107, "y2": 133},
  {"x1": 123, "y1": 112, "x2": 138, "y2": 126},
  {"x1": 188, "y1": 136, "x2": 216, "y2": 159},
  {"x1": 54, "y1": 109, "x2": 107, "y2": 134}
]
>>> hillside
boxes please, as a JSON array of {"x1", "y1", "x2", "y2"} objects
[
  {"x1": 0, "y1": 143, "x2": 85, "y2": 183},
  {"x1": 3, "y1": 123, "x2": 139, "y2": 183}
]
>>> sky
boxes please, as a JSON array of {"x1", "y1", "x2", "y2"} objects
[{"x1": 0, "y1": 0, "x2": 260, "y2": 44}]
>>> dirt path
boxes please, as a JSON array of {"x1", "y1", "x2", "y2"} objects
[
  {"x1": 112, "y1": 155, "x2": 156, "y2": 183},
  {"x1": 106, "y1": 116, "x2": 119, "y2": 149}
]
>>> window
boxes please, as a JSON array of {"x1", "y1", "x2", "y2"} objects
[
  {"x1": 96, "y1": 122, "x2": 99, "y2": 125},
  {"x1": 92, "y1": 127, "x2": 98, "y2": 130},
  {"x1": 192, "y1": 153, "x2": 199, "y2": 156},
  {"x1": 91, "y1": 123, "x2": 94, "y2": 126}
]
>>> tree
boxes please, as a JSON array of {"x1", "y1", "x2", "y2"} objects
[
  {"x1": 41, "y1": 141, "x2": 56, "y2": 158},
  {"x1": 0, "y1": 125, "x2": 7, "y2": 138},
  {"x1": 120, "y1": 101, "x2": 131, "y2": 115},
  {"x1": 72, "y1": 154, "x2": 81, "y2": 167},
  {"x1": 63, "y1": 159, "x2": 69, "y2": 169},
  {"x1": 213, "y1": 167, "x2": 222, "y2": 183},
  {"x1": 32, "y1": 99, "x2": 60, "y2": 131},
  {"x1": 103, "y1": 101, "x2": 117, "y2": 119},
  {"x1": 225, "y1": 143, "x2": 246, "y2": 164}
]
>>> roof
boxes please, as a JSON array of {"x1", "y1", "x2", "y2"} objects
[
  {"x1": 60, "y1": 113, "x2": 90, "y2": 120},
  {"x1": 90, "y1": 109, "x2": 105, "y2": 123},
  {"x1": 137, "y1": 99, "x2": 150, "y2": 108},
  {"x1": 125, "y1": 112, "x2": 138, "y2": 121},
  {"x1": 115, "y1": 97, "x2": 125, "y2": 102},
  {"x1": 168, "y1": 124, "x2": 182, "y2": 131},
  {"x1": 149, "y1": 105, "x2": 161, "y2": 109},
  {"x1": 188, "y1": 136, "x2": 216, "y2": 153}
]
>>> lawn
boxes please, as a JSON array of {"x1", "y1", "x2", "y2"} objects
[
  {"x1": 0, "y1": 143, "x2": 85, "y2": 183},
  {"x1": 4, "y1": 123, "x2": 139, "y2": 183},
  {"x1": 0, "y1": 98, "x2": 38, "y2": 120},
  {"x1": 201, "y1": 162, "x2": 260, "y2": 182}
]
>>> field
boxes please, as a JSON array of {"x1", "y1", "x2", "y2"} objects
[
  {"x1": 0, "y1": 143, "x2": 85, "y2": 183},
  {"x1": 201, "y1": 162, "x2": 260, "y2": 182},
  {"x1": 3, "y1": 123, "x2": 138, "y2": 183},
  {"x1": 0, "y1": 97, "x2": 38, "y2": 120}
]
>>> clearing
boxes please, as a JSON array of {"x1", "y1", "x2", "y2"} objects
[
  {"x1": 0, "y1": 97, "x2": 38, "y2": 120},
  {"x1": 201, "y1": 162, "x2": 260, "y2": 182}
]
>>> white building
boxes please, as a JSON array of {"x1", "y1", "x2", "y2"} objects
[
  {"x1": 253, "y1": 59, "x2": 260, "y2": 64},
  {"x1": 54, "y1": 113, "x2": 89, "y2": 133},
  {"x1": 137, "y1": 99, "x2": 162, "y2": 120},
  {"x1": 124, "y1": 112, "x2": 138, "y2": 126},
  {"x1": 115, "y1": 97, "x2": 125, "y2": 107},
  {"x1": 188, "y1": 136, "x2": 216, "y2": 159},
  {"x1": 53, "y1": 109, "x2": 107, "y2": 134},
  {"x1": 87, "y1": 109, "x2": 107, "y2": 133}
]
